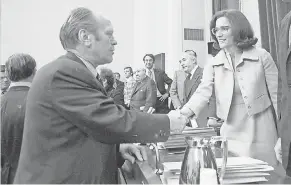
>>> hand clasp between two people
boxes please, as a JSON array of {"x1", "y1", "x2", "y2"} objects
[{"x1": 167, "y1": 109, "x2": 190, "y2": 134}]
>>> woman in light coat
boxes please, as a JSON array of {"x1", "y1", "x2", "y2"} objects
[{"x1": 180, "y1": 9, "x2": 281, "y2": 170}]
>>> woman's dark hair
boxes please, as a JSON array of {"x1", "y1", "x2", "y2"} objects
[
  {"x1": 210, "y1": 9, "x2": 258, "y2": 49},
  {"x1": 5, "y1": 53, "x2": 36, "y2": 82}
]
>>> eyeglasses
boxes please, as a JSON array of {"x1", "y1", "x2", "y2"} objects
[{"x1": 211, "y1": 26, "x2": 231, "y2": 35}]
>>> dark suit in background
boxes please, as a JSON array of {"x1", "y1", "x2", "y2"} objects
[
  {"x1": 14, "y1": 52, "x2": 170, "y2": 184},
  {"x1": 278, "y1": 10, "x2": 291, "y2": 176},
  {"x1": 106, "y1": 86, "x2": 124, "y2": 106},
  {"x1": 1, "y1": 86, "x2": 30, "y2": 184},
  {"x1": 130, "y1": 76, "x2": 157, "y2": 112},
  {"x1": 153, "y1": 68, "x2": 172, "y2": 114}
]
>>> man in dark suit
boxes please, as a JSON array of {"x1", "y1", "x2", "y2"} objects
[
  {"x1": 143, "y1": 54, "x2": 172, "y2": 114},
  {"x1": 130, "y1": 68, "x2": 157, "y2": 112},
  {"x1": 13, "y1": 7, "x2": 188, "y2": 184},
  {"x1": 276, "y1": 10, "x2": 291, "y2": 176},
  {"x1": 1, "y1": 53, "x2": 36, "y2": 184}
]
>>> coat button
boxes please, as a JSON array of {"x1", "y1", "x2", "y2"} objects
[
  {"x1": 237, "y1": 69, "x2": 240, "y2": 72},
  {"x1": 154, "y1": 133, "x2": 159, "y2": 138},
  {"x1": 244, "y1": 96, "x2": 248, "y2": 99},
  {"x1": 248, "y1": 105, "x2": 251, "y2": 109}
]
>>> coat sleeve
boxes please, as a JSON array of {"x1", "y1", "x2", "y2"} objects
[
  {"x1": 208, "y1": 88, "x2": 218, "y2": 118},
  {"x1": 143, "y1": 79, "x2": 157, "y2": 112},
  {"x1": 261, "y1": 51, "x2": 279, "y2": 120},
  {"x1": 169, "y1": 71, "x2": 182, "y2": 109},
  {"x1": 184, "y1": 60, "x2": 215, "y2": 116},
  {"x1": 51, "y1": 69, "x2": 170, "y2": 144},
  {"x1": 162, "y1": 71, "x2": 173, "y2": 94}
]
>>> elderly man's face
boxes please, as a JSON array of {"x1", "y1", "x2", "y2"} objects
[
  {"x1": 89, "y1": 17, "x2": 117, "y2": 66},
  {"x1": 0, "y1": 71, "x2": 10, "y2": 91},
  {"x1": 180, "y1": 53, "x2": 196, "y2": 74},
  {"x1": 134, "y1": 68, "x2": 146, "y2": 82}
]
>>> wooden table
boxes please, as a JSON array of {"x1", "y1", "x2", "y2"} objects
[{"x1": 120, "y1": 146, "x2": 291, "y2": 184}]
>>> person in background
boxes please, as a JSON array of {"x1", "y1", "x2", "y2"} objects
[
  {"x1": 124, "y1": 66, "x2": 136, "y2": 109},
  {"x1": 143, "y1": 54, "x2": 172, "y2": 114},
  {"x1": 99, "y1": 67, "x2": 124, "y2": 106},
  {"x1": 179, "y1": 10, "x2": 281, "y2": 172},
  {"x1": 170, "y1": 51, "x2": 217, "y2": 127},
  {"x1": 130, "y1": 68, "x2": 156, "y2": 113},
  {"x1": 1, "y1": 53, "x2": 36, "y2": 184},
  {"x1": 14, "y1": 7, "x2": 187, "y2": 184},
  {"x1": 275, "y1": 10, "x2": 291, "y2": 177},
  {"x1": 0, "y1": 64, "x2": 10, "y2": 95},
  {"x1": 114, "y1": 72, "x2": 121, "y2": 81}
]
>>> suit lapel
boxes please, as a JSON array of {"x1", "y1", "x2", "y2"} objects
[
  {"x1": 185, "y1": 67, "x2": 202, "y2": 98},
  {"x1": 65, "y1": 52, "x2": 107, "y2": 95}
]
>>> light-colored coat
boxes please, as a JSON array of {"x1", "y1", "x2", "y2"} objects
[
  {"x1": 169, "y1": 70, "x2": 187, "y2": 109},
  {"x1": 185, "y1": 46, "x2": 279, "y2": 122}
]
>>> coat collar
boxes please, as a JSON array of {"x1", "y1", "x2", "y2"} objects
[
  {"x1": 131, "y1": 76, "x2": 150, "y2": 96},
  {"x1": 212, "y1": 47, "x2": 259, "y2": 69}
]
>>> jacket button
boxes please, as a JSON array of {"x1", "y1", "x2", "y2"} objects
[
  {"x1": 244, "y1": 96, "x2": 248, "y2": 99},
  {"x1": 154, "y1": 133, "x2": 159, "y2": 138},
  {"x1": 237, "y1": 69, "x2": 240, "y2": 72},
  {"x1": 248, "y1": 105, "x2": 251, "y2": 109}
]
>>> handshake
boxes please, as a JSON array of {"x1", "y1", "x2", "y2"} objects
[{"x1": 167, "y1": 108, "x2": 192, "y2": 134}]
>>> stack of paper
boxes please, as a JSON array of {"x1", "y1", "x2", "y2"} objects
[
  {"x1": 162, "y1": 157, "x2": 274, "y2": 184},
  {"x1": 216, "y1": 157, "x2": 273, "y2": 184},
  {"x1": 163, "y1": 127, "x2": 216, "y2": 149}
]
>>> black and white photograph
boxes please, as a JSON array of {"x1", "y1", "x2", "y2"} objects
[{"x1": 1, "y1": 0, "x2": 291, "y2": 184}]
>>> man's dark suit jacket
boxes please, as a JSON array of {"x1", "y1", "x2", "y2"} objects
[
  {"x1": 1, "y1": 86, "x2": 30, "y2": 184},
  {"x1": 13, "y1": 52, "x2": 170, "y2": 184},
  {"x1": 278, "y1": 10, "x2": 291, "y2": 174},
  {"x1": 153, "y1": 68, "x2": 172, "y2": 113},
  {"x1": 106, "y1": 86, "x2": 124, "y2": 106},
  {"x1": 153, "y1": 68, "x2": 172, "y2": 95},
  {"x1": 183, "y1": 67, "x2": 216, "y2": 127},
  {"x1": 130, "y1": 76, "x2": 157, "y2": 112}
]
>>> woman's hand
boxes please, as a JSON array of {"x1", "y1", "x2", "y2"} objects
[{"x1": 180, "y1": 107, "x2": 194, "y2": 118}]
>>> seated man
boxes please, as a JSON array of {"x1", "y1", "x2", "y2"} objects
[{"x1": 130, "y1": 68, "x2": 157, "y2": 113}]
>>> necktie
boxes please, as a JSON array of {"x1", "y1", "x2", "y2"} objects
[
  {"x1": 184, "y1": 73, "x2": 192, "y2": 102},
  {"x1": 148, "y1": 70, "x2": 153, "y2": 79}
]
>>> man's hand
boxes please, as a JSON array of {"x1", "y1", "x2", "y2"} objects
[
  {"x1": 274, "y1": 138, "x2": 282, "y2": 163},
  {"x1": 140, "y1": 106, "x2": 155, "y2": 114},
  {"x1": 159, "y1": 93, "x2": 169, "y2": 102},
  {"x1": 167, "y1": 110, "x2": 188, "y2": 134},
  {"x1": 120, "y1": 144, "x2": 147, "y2": 164}
]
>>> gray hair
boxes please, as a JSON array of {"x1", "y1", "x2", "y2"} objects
[
  {"x1": 5, "y1": 53, "x2": 36, "y2": 82},
  {"x1": 59, "y1": 7, "x2": 99, "y2": 50}
]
